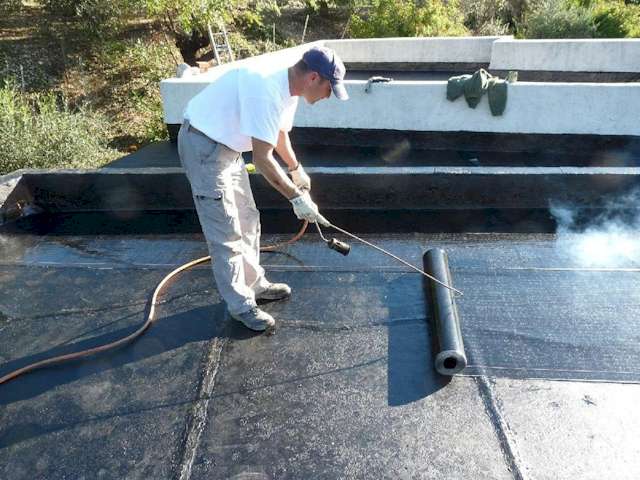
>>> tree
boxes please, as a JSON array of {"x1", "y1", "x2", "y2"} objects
[
  {"x1": 139, "y1": 0, "x2": 282, "y2": 64},
  {"x1": 43, "y1": 0, "x2": 280, "y2": 65}
]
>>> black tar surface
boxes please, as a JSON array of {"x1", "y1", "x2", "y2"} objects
[{"x1": 2, "y1": 208, "x2": 640, "y2": 478}]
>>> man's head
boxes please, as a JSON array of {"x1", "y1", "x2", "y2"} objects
[{"x1": 292, "y1": 46, "x2": 348, "y2": 104}]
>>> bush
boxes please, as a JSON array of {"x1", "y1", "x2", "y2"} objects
[
  {"x1": 592, "y1": 1, "x2": 640, "y2": 37},
  {"x1": 87, "y1": 38, "x2": 176, "y2": 146},
  {"x1": 523, "y1": 0, "x2": 597, "y2": 38},
  {"x1": 43, "y1": 0, "x2": 139, "y2": 37},
  {"x1": 349, "y1": 0, "x2": 468, "y2": 38},
  {"x1": 303, "y1": 0, "x2": 360, "y2": 14},
  {"x1": 460, "y1": 0, "x2": 511, "y2": 35},
  {"x1": 5, "y1": 0, "x2": 22, "y2": 13},
  {"x1": 0, "y1": 81, "x2": 118, "y2": 175}
]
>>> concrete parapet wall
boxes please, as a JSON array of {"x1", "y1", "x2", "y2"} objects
[
  {"x1": 160, "y1": 37, "x2": 640, "y2": 135},
  {"x1": 489, "y1": 39, "x2": 640, "y2": 73},
  {"x1": 294, "y1": 81, "x2": 640, "y2": 136},
  {"x1": 324, "y1": 36, "x2": 508, "y2": 64}
]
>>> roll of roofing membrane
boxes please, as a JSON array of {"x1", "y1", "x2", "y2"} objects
[{"x1": 424, "y1": 248, "x2": 467, "y2": 375}]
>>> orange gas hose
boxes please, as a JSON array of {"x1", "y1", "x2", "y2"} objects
[{"x1": 0, "y1": 221, "x2": 309, "y2": 385}]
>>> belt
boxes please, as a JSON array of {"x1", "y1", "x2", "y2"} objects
[
  {"x1": 187, "y1": 123, "x2": 212, "y2": 140},
  {"x1": 185, "y1": 122, "x2": 238, "y2": 154}
]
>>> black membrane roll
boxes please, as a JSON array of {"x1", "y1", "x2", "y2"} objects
[{"x1": 424, "y1": 248, "x2": 467, "y2": 375}]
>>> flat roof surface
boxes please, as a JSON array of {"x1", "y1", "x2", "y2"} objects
[{"x1": 2, "y1": 209, "x2": 640, "y2": 479}]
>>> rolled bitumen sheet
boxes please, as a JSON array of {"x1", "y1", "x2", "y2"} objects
[{"x1": 424, "y1": 248, "x2": 467, "y2": 375}]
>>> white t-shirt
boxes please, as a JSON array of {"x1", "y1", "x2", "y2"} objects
[{"x1": 183, "y1": 65, "x2": 299, "y2": 153}]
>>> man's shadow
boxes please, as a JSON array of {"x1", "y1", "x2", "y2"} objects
[{"x1": 0, "y1": 299, "x2": 260, "y2": 448}]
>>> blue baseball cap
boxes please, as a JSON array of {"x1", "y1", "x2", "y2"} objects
[{"x1": 302, "y1": 46, "x2": 349, "y2": 101}]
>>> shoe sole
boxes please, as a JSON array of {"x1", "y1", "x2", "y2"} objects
[
  {"x1": 255, "y1": 291, "x2": 291, "y2": 302},
  {"x1": 231, "y1": 316, "x2": 276, "y2": 332}
]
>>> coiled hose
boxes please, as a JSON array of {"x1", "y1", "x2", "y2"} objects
[{"x1": 0, "y1": 221, "x2": 311, "y2": 385}]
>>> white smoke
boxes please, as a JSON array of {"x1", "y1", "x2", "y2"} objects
[{"x1": 550, "y1": 188, "x2": 640, "y2": 268}]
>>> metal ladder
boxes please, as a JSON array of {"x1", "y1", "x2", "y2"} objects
[{"x1": 207, "y1": 21, "x2": 235, "y2": 65}]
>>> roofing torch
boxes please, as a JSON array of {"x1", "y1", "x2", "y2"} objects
[{"x1": 315, "y1": 219, "x2": 463, "y2": 296}]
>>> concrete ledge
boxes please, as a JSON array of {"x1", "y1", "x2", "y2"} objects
[
  {"x1": 295, "y1": 81, "x2": 640, "y2": 136},
  {"x1": 0, "y1": 172, "x2": 33, "y2": 225},
  {"x1": 324, "y1": 36, "x2": 508, "y2": 64},
  {"x1": 3, "y1": 167, "x2": 638, "y2": 216},
  {"x1": 489, "y1": 38, "x2": 640, "y2": 73}
]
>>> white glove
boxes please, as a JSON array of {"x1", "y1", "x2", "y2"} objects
[
  {"x1": 290, "y1": 163, "x2": 311, "y2": 191},
  {"x1": 290, "y1": 192, "x2": 329, "y2": 226}
]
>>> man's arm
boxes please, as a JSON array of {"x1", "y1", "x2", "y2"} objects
[
  {"x1": 275, "y1": 130, "x2": 298, "y2": 171},
  {"x1": 252, "y1": 137, "x2": 300, "y2": 200},
  {"x1": 253, "y1": 136, "x2": 329, "y2": 226},
  {"x1": 276, "y1": 129, "x2": 311, "y2": 191}
]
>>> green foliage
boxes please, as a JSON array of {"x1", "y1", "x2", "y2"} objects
[
  {"x1": 4, "y1": 0, "x2": 22, "y2": 14},
  {"x1": 303, "y1": 0, "x2": 360, "y2": 14},
  {"x1": 138, "y1": 0, "x2": 281, "y2": 41},
  {"x1": 460, "y1": 0, "x2": 511, "y2": 35},
  {"x1": 349, "y1": 0, "x2": 468, "y2": 38},
  {"x1": 90, "y1": 37, "x2": 176, "y2": 145},
  {"x1": 521, "y1": 0, "x2": 639, "y2": 38},
  {"x1": 0, "y1": 80, "x2": 118, "y2": 175},
  {"x1": 41, "y1": 0, "x2": 285, "y2": 65},
  {"x1": 592, "y1": 0, "x2": 640, "y2": 37},
  {"x1": 522, "y1": 0, "x2": 597, "y2": 38},
  {"x1": 42, "y1": 0, "x2": 141, "y2": 39}
]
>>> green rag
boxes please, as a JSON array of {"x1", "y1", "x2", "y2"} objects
[{"x1": 446, "y1": 68, "x2": 511, "y2": 116}]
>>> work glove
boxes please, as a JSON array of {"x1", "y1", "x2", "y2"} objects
[
  {"x1": 290, "y1": 192, "x2": 330, "y2": 226},
  {"x1": 289, "y1": 163, "x2": 311, "y2": 191}
]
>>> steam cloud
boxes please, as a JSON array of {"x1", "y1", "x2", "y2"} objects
[{"x1": 550, "y1": 188, "x2": 640, "y2": 268}]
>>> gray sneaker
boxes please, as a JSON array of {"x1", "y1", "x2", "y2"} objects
[
  {"x1": 255, "y1": 282, "x2": 291, "y2": 301},
  {"x1": 231, "y1": 307, "x2": 276, "y2": 331}
]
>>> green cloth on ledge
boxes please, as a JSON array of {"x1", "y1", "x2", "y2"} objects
[{"x1": 447, "y1": 68, "x2": 512, "y2": 116}]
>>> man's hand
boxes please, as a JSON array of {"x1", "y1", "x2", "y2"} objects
[
  {"x1": 289, "y1": 163, "x2": 311, "y2": 191},
  {"x1": 290, "y1": 192, "x2": 329, "y2": 226}
]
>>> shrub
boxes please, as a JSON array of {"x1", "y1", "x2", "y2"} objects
[
  {"x1": 460, "y1": 0, "x2": 512, "y2": 35},
  {"x1": 88, "y1": 38, "x2": 176, "y2": 146},
  {"x1": 43, "y1": 0, "x2": 137, "y2": 39},
  {"x1": 592, "y1": 1, "x2": 640, "y2": 37},
  {"x1": 0, "y1": 80, "x2": 118, "y2": 175},
  {"x1": 523, "y1": 0, "x2": 597, "y2": 38},
  {"x1": 303, "y1": 0, "x2": 360, "y2": 15},
  {"x1": 349, "y1": 0, "x2": 468, "y2": 38}
]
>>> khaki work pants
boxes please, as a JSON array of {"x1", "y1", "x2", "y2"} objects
[{"x1": 177, "y1": 119, "x2": 268, "y2": 315}]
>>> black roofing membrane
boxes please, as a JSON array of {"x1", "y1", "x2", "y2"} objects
[
  {"x1": 2, "y1": 207, "x2": 640, "y2": 477},
  {"x1": 104, "y1": 138, "x2": 640, "y2": 169},
  {"x1": 1, "y1": 208, "x2": 558, "y2": 235},
  {"x1": 2, "y1": 212, "x2": 639, "y2": 384}
]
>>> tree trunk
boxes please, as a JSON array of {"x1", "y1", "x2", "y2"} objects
[
  {"x1": 319, "y1": 1, "x2": 330, "y2": 16},
  {"x1": 175, "y1": 29, "x2": 208, "y2": 65}
]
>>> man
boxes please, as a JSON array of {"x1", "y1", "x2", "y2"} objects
[{"x1": 177, "y1": 46, "x2": 349, "y2": 332}]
